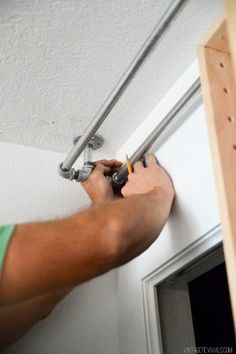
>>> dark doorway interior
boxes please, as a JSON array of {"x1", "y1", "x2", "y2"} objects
[
  {"x1": 188, "y1": 262, "x2": 236, "y2": 351},
  {"x1": 157, "y1": 246, "x2": 236, "y2": 354}
]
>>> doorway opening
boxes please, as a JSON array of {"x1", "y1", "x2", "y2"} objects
[{"x1": 156, "y1": 246, "x2": 236, "y2": 354}]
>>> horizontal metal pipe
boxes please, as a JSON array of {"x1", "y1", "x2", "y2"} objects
[
  {"x1": 61, "y1": 0, "x2": 188, "y2": 171},
  {"x1": 113, "y1": 78, "x2": 201, "y2": 184}
]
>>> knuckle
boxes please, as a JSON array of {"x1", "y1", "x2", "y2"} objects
[
  {"x1": 90, "y1": 171, "x2": 99, "y2": 180},
  {"x1": 128, "y1": 174, "x2": 134, "y2": 181},
  {"x1": 151, "y1": 164, "x2": 160, "y2": 172}
]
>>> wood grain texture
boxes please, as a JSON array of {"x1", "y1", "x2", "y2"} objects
[
  {"x1": 226, "y1": 0, "x2": 236, "y2": 79},
  {"x1": 198, "y1": 34, "x2": 236, "y2": 328}
]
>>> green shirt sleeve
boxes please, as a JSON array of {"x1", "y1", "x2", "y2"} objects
[{"x1": 0, "y1": 225, "x2": 16, "y2": 272}]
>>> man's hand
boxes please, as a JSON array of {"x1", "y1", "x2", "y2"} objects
[
  {"x1": 121, "y1": 154, "x2": 175, "y2": 200},
  {"x1": 81, "y1": 159, "x2": 122, "y2": 204}
]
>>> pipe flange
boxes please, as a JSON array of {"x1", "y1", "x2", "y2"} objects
[{"x1": 73, "y1": 134, "x2": 104, "y2": 150}]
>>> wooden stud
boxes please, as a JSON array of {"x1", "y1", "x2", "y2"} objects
[
  {"x1": 198, "y1": 9, "x2": 236, "y2": 329},
  {"x1": 199, "y1": 15, "x2": 229, "y2": 54},
  {"x1": 226, "y1": 0, "x2": 236, "y2": 79}
]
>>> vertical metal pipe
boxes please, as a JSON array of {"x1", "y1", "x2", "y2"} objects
[
  {"x1": 61, "y1": 0, "x2": 188, "y2": 171},
  {"x1": 84, "y1": 144, "x2": 93, "y2": 165}
]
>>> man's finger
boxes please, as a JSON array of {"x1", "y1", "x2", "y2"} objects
[
  {"x1": 121, "y1": 185, "x2": 128, "y2": 197},
  {"x1": 93, "y1": 163, "x2": 111, "y2": 175},
  {"x1": 134, "y1": 161, "x2": 143, "y2": 173},
  {"x1": 94, "y1": 159, "x2": 122, "y2": 168},
  {"x1": 146, "y1": 154, "x2": 158, "y2": 167},
  {"x1": 110, "y1": 159, "x2": 123, "y2": 167}
]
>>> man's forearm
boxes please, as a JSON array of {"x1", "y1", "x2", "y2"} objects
[{"x1": 0, "y1": 188, "x2": 173, "y2": 304}]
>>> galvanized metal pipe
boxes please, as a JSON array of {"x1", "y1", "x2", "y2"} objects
[
  {"x1": 61, "y1": 0, "x2": 188, "y2": 172},
  {"x1": 112, "y1": 78, "x2": 201, "y2": 184}
]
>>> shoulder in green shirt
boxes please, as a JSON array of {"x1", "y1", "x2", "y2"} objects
[{"x1": 0, "y1": 225, "x2": 16, "y2": 273}]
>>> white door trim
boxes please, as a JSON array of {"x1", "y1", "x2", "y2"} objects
[{"x1": 142, "y1": 223, "x2": 221, "y2": 354}]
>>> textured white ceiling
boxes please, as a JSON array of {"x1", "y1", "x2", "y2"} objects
[{"x1": 0, "y1": 0, "x2": 223, "y2": 155}]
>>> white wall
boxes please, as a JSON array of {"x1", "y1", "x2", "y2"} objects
[
  {"x1": 1, "y1": 143, "x2": 120, "y2": 354},
  {"x1": 115, "y1": 62, "x2": 221, "y2": 354}
]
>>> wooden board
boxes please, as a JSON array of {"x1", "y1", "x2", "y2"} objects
[
  {"x1": 226, "y1": 0, "x2": 236, "y2": 79},
  {"x1": 198, "y1": 11, "x2": 236, "y2": 329},
  {"x1": 199, "y1": 15, "x2": 229, "y2": 54}
]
